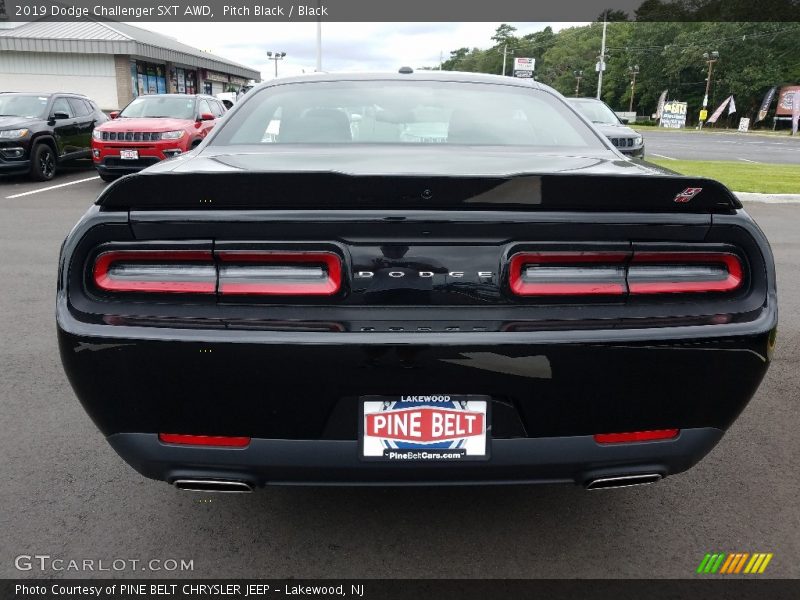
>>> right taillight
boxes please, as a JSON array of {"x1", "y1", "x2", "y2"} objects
[
  {"x1": 508, "y1": 249, "x2": 744, "y2": 297},
  {"x1": 508, "y1": 251, "x2": 629, "y2": 296},
  {"x1": 628, "y1": 252, "x2": 743, "y2": 295}
]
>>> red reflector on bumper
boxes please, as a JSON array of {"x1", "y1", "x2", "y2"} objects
[
  {"x1": 158, "y1": 433, "x2": 251, "y2": 447},
  {"x1": 594, "y1": 429, "x2": 679, "y2": 444}
]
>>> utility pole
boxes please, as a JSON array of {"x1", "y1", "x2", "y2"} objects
[
  {"x1": 596, "y1": 17, "x2": 607, "y2": 100},
  {"x1": 699, "y1": 50, "x2": 719, "y2": 129},
  {"x1": 315, "y1": 0, "x2": 322, "y2": 71},
  {"x1": 500, "y1": 44, "x2": 514, "y2": 76},
  {"x1": 628, "y1": 64, "x2": 640, "y2": 113}
]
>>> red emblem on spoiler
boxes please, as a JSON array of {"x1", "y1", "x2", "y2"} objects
[{"x1": 674, "y1": 187, "x2": 703, "y2": 203}]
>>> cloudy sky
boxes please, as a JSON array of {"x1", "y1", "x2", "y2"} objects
[{"x1": 135, "y1": 22, "x2": 581, "y2": 81}]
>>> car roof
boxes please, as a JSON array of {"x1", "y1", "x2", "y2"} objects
[
  {"x1": 0, "y1": 92, "x2": 90, "y2": 98},
  {"x1": 132, "y1": 94, "x2": 216, "y2": 99},
  {"x1": 251, "y1": 70, "x2": 547, "y2": 93}
]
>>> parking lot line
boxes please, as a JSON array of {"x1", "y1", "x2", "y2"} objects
[
  {"x1": 650, "y1": 153, "x2": 676, "y2": 160},
  {"x1": 5, "y1": 176, "x2": 100, "y2": 199}
]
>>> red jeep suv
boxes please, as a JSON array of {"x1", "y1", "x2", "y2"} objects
[{"x1": 91, "y1": 94, "x2": 226, "y2": 181}]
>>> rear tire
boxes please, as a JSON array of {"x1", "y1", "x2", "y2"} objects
[
  {"x1": 30, "y1": 143, "x2": 56, "y2": 181},
  {"x1": 99, "y1": 172, "x2": 119, "y2": 183}
]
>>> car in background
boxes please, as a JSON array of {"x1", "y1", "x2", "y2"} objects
[
  {"x1": 567, "y1": 97, "x2": 644, "y2": 158},
  {"x1": 91, "y1": 94, "x2": 226, "y2": 182},
  {"x1": 0, "y1": 92, "x2": 108, "y2": 181},
  {"x1": 58, "y1": 72, "x2": 775, "y2": 491}
]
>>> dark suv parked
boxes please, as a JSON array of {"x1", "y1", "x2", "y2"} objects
[{"x1": 0, "y1": 92, "x2": 108, "y2": 181}]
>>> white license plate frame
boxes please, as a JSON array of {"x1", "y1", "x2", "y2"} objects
[
  {"x1": 119, "y1": 149, "x2": 139, "y2": 160},
  {"x1": 359, "y1": 395, "x2": 490, "y2": 462}
]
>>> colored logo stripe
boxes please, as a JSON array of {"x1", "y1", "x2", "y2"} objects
[{"x1": 698, "y1": 552, "x2": 773, "y2": 574}]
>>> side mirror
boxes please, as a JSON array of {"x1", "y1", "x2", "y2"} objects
[
  {"x1": 51, "y1": 112, "x2": 70, "y2": 120},
  {"x1": 109, "y1": 111, "x2": 119, "y2": 119},
  {"x1": 199, "y1": 112, "x2": 215, "y2": 121},
  {"x1": 619, "y1": 117, "x2": 630, "y2": 124}
]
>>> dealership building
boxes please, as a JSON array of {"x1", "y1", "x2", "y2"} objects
[{"x1": 0, "y1": 20, "x2": 261, "y2": 110}]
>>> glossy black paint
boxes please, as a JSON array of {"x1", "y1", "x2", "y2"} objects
[{"x1": 56, "y1": 72, "x2": 777, "y2": 486}]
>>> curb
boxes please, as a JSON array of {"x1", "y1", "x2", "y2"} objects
[{"x1": 735, "y1": 192, "x2": 800, "y2": 204}]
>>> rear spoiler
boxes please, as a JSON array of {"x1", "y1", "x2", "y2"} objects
[{"x1": 96, "y1": 171, "x2": 742, "y2": 214}]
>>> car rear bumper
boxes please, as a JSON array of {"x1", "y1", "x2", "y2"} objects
[
  {"x1": 108, "y1": 427, "x2": 725, "y2": 487},
  {"x1": 58, "y1": 305, "x2": 773, "y2": 485}
]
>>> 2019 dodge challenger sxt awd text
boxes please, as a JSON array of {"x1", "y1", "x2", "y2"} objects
[{"x1": 57, "y1": 72, "x2": 776, "y2": 492}]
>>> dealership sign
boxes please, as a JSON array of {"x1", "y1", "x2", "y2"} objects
[
  {"x1": 659, "y1": 101, "x2": 688, "y2": 129},
  {"x1": 361, "y1": 395, "x2": 489, "y2": 461},
  {"x1": 513, "y1": 57, "x2": 535, "y2": 78}
]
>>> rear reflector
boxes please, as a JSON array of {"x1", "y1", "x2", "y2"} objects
[
  {"x1": 509, "y1": 252, "x2": 629, "y2": 296},
  {"x1": 594, "y1": 429, "x2": 679, "y2": 444},
  {"x1": 216, "y1": 251, "x2": 342, "y2": 296},
  {"x1": 158, "y1": 433, "x2": 251, "y2": 447},
  {"x1": 93, "y1": 250, "x2": 215, "y2": 294},
  {"x1": 628, "y1": 252, "x2": 743, "y2": 294}
]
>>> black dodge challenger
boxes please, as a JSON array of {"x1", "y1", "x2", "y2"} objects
[{"x1": 57, "y1": 72, "x2": 777, "y2": 491}]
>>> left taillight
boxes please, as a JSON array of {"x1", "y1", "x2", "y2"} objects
[
  {"x1": 91, "y1": 248, "x2": 343, "y2": 297},
  {"x1": 216, "y1": 251, "x2": 342, "y2": 296},
  {"x1": 92, "y1": 250, "x2": 216, "y2": 294}
]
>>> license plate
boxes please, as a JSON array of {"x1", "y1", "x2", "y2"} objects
[
  {"x1": 120, "y1": 149, "x2": 139, "y2": 160},
  {"x1": 360, "y1": 395, "x2": 490, "y2": 462}
]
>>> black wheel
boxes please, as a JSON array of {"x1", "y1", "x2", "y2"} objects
[
  {"x1": 99, "y1": 172, "x2": 119, "y2": 183},
  {"x1": 30, "y1": 144, "x2": 56, "y2": 181}
]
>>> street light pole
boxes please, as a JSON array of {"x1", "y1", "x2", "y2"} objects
[
  {"x1": 574, "y1": 70, "x2": 583, "y2": 96},
  {"x1": 700, "y1": 50, "x2": 719, "y2": 129},
  {"x1": 266, "y1": 51, "x2": 286, "y2": 78},
  {"x1": 628, "y1": 64, "x2": 639, "y2": 113}
]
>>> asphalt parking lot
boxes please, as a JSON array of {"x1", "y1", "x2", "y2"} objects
[
  {"x1": 642, "y1": 129, "x2": 800, "y2": 164},
  {"x1": 1, "y1": 170, "x2": 798, "y2": 579}
]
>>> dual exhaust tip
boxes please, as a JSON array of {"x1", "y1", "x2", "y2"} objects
[
  {"x1": 173, "y1": 479, "x2": 253, "y2": 493},
  {"x1": 172, "y1": 474, "x2": 662, "y2": 492},
  {"x1": 585, "y1": 473, "x2": 662, "y2": 490}
]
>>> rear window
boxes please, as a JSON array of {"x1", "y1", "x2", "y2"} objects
[{"x1": 211, "y1": 80, "x2": 605, "y2": 148}]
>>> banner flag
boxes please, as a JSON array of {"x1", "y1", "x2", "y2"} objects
[
  {"x1": 757, "y1": 87, "x2": 777, "y2": 122},
  {"x1": 792, "y1": 91, "x2": 799, "y2": 136},
  {"x1": 728, "y1": 96, "x2": 736, "y2": 115},
  {"x1": 655, "y1": 89, "x2": 668, "y2": 120},
  {"x1": 707, "y1": 95, "x2": 732, "y2": 124}
]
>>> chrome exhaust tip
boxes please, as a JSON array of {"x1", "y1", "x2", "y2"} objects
[
  {"x1": 173, "y1": 479, "x2": 253, "y2": 493},
  {"x1": 585, "y1": 473, "x2": 662, "y2": 490}
]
